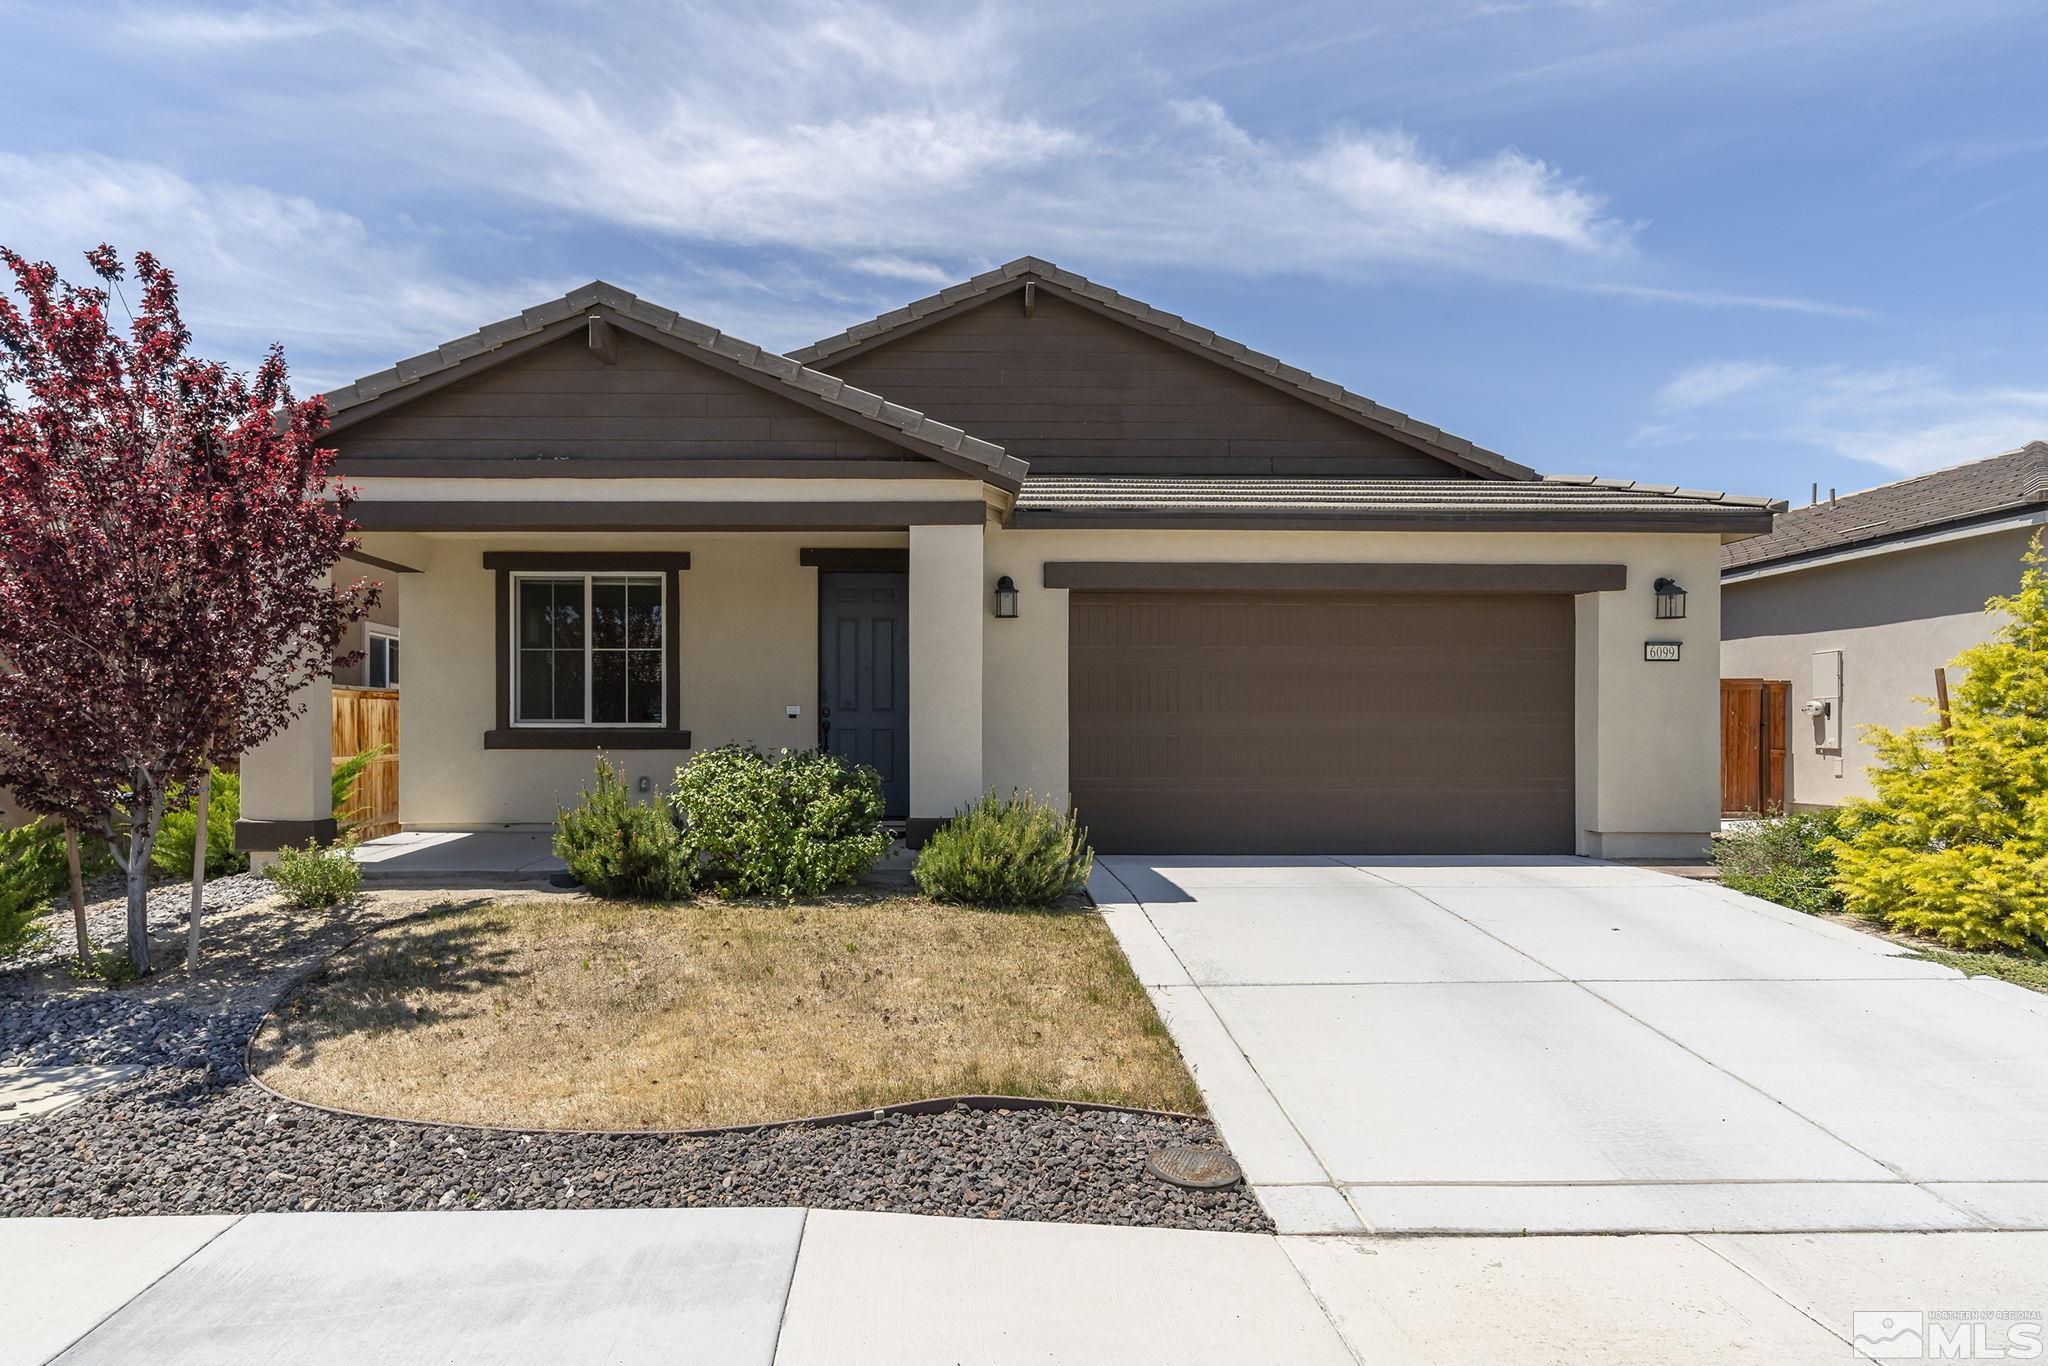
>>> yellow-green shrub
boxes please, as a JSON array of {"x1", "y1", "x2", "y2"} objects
[{"x1": 1831, "y1": 534, "x2": 2048, "y2": 952}]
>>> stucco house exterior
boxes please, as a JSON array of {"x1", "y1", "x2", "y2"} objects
[
  {"x1": 236, "y1": 258, "x2": 1781, "y2": 859},
  {"x1": 1720, "y1": 442, "x2": 2047, "y2": 809}
]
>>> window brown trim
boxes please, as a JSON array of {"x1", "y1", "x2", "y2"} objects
[
  {"x1": 493, "y1": 560, "x2": 686, "y2": 747},
  {"x1": 483, "y1": 552, "x2": 693, "y2": 572},
  {"x1": 483, "y1": 728, "x2": 691, "y2": 750},
  {"x1": 798, "y1": 547, "x2": 910, "y2": 570},
  {"x1": 1039, "y1": 562, "x2": 1629, "y2": 593}
]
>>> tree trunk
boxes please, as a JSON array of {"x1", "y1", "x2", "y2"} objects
[
  {"x1": 185, "y1": 769, "x2": 212, "y2": 971},
  {"x1": 64, "y1": 825, "x2": 91, "y2": 959},
  {"x1": 125, "y1": 787, "x2": 166, "y2": 978}
]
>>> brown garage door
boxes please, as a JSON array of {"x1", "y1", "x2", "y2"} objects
[{"x1": 1069, "y1": 591, "x2": 1575, "y2": 854}]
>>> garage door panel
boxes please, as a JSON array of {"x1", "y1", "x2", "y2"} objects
[
  {"x1": 1069, "y1": 591, "x2": 1575, "y2": 854},
  {"x1": 1073, "y1": 721, "x2": 1573, "y2": 786},
  {"x1": 1072, "y1": 662, "x2": 1572, "y2": 718}
]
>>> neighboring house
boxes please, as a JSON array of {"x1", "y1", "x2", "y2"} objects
[
  {"x1": 237, "y1": 258, "x2": 1781, "y2": 859},
  {"x1": 1720, "y1": 442, "x2": 2047, "y2": 810},
  {"x1": 331, "y1": 554, "x2": 401, "y2": 690}
]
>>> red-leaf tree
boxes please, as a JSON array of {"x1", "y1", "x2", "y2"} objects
[{"x1": 0, "y1": 246, "x2": 374, "y2": 975}]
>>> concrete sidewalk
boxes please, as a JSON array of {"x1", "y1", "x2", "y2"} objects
[{"x1": 6, "y1": 1210, "x2": 2045, "y2": 1364}]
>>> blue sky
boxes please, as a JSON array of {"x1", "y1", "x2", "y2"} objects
[{"x1": 4, "y1": 0, "x2": 2045, "y2": 502}]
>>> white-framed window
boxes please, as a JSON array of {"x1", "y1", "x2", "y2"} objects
[
  {"x1": 511, "y1": 573, "x2": 666, "y2": 726},
  {"x1": 366, "y1": 627, "x2": 400, "y2": 690}
]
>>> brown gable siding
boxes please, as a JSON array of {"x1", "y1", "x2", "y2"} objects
[
  {"x1": 823, "y1": 292, "x2": 1466, "y2": 478},
  {"x1": 334, "y1": 329, "x2": 924, "y2": 470}
]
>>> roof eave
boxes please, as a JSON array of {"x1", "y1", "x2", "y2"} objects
[
  {"x1": 1007, "y1": 508, "x2": 1777, "y2": 535},
  {"x1": 1723, "y1": 500, "x2": 2048, "y2": 579}
]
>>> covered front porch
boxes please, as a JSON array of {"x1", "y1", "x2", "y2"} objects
[{"x1": 238, "y1": 519, "x2": 994, "y2": 862}]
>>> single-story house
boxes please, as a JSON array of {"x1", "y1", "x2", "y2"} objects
[
  {"x1": 237, "y1": 257, "x2": 1781, "y2": 859},
  {"x1": 1720, "y1": 441, "x2": 2046, "y2": 811}
]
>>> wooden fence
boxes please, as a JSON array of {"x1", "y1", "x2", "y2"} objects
[{"x1": 333, "y1": 687, "x2": 400, "y2": 840}]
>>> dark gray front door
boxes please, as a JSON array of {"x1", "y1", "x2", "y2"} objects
[{"x1": 819, "y1": 571, "x2": 910, "y2": 819}]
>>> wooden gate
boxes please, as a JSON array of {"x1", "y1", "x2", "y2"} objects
[
  {"x1": 333, "y1": 687, "x2": 400, "y2": 840},
  {"x1": 1720, "y1": 678, "x2": 1788, "y2": 817}
]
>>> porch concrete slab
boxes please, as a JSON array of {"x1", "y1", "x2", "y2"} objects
[
  {"x1": 1144, "y1": 891, "x2": 1559, "y2": 985},
  {"x1": 773, "y1": 1209, "x2": 1356, "y2": 1366},
  {"x1": 0, "y1": 1064, "x2": 144, "y2": 1125},
  {"x1": 1145, "y1": 985, "x2": 1326, "y2": 1185},
  {"x1": 1697, "y1": 1232, "x2": 2048, "y2": 1361},
  {"x1": 1099, "y1": 855, "x2": 1385, "y2": 901},
  {"x1": 1256, "y1": 1183, "x2": 1369, "y2": 1235},
  {"x1": 1422, "y1": 885, "x2": 1960, "y2": 982},
  {"x1": 1590, "y1": 978, "x2": 2048, "y2": 1182},
  {"x1": 0, "y1": 1215, "x2": 236, "y2": 1366},
  {"x1": 351, "y1": 829, "x2": 566, "y2": 877},
  {"x1": 1346, "y1": 1182, "x2": 1980, "y2": 1235},
  {"x1": 1330, "y1": 854, "x2": 1680, "y2": 888},
  {"x1": 1282, "y1": 1233, "x2": 1847, "y2": 1365},
  {"x1": 55, "y1": 1208, "x2": 804, "y2": 1366},
  {"x1": 1204, "y1": 981, "x2": 1892, "y2": 1185},
  {"x1": 1923, "y1": 1184, "x2": 2048, "y2": 1229}
]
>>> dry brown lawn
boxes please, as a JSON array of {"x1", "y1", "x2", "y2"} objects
[{"x1": 250, "y1": 894, "x2": 1202, "y2": 1130}]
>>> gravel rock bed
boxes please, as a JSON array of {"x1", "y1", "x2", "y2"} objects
[
  {"x1": 0, "y1": 1070, "x2": 1267, "y2": 1231},
  {"x1": 6, "y1": 872, "x2": 274, "y2": 971},
  {"x1": 0, "y1": 889, "x2": 1270, "y2": 1232}
]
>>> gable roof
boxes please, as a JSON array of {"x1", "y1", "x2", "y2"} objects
[
  {"x1": 1721, "y1": 441, "x2": 2048, "y2": 575},
  {"x1": 1015, "y1": 473, "x2": 1780, "y2": 533},
  {"x1": 790, "y1": 257, "x2": 1538, "y2": 483},
  {"x1": 320, "y1": 282, "x2": 1028, "y2": 490}
]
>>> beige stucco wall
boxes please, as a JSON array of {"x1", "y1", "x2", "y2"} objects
[
  {"x1": 907, "y1": 523, "x2": 985, "y2": 821},
  {"x1": 1721, "y1": 525, "x2": 2032, "y2": 806},
  {"x1": 983, "y1": 527, "x2": 1728, "y2": 858},
  {"x1": 247, "y1": 512, "x2": 1732, "y2": 857},
  {"x1": 391, "y1": 530, "x2": 901, "y2": 827}
]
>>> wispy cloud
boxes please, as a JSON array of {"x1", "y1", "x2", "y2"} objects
[
  {"x1": 72, "y1": 0, "x2": 1832, "y2": 307},
  {"x1": 0, "y1": 0, "x2": 1889, "y2": 389},
  {"x1": 375, "y1": 16, "x2": 1637, "y2": 281},
  {"x1": 1641, "y1": 357, "x2": 2048, "y2": 476},
  {"x1": 0, "y1": 151, "x2": 560, "y2": 389}
]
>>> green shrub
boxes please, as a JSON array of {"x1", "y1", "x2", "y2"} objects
[
  {"x1": 913, "y1": 790, "x2": 1094, "y2": 907},
  {"x1": 268, "y1": 838, "x2": 363, "y2": 908},
  {"x1": 553, "y1": 757, "x2": 693, "y2": 900},
  {"x1": 670, "y1": 745, "x2": 890, "y2": 899},
  {"x1": 1832, "y1": 534, "x2": 2048, "y2": 952},
  {"x1": 330, "y1": 746, "x2": 386, "y2": 838},
  {"x1": 153, "y1": 769, "x2": 249, "y2": 880},
  {"x1": 0, "y1": 819, "x2": 82, "y2": 957},
  {"x1": 1713, "y1": 809, "x2": 1845, "y2": 915},
  {"x1": 0, "y1": 871, "x2": 49, "y2": 959}
]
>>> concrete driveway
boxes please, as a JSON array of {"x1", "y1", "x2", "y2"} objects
[{"x1": 1093, "y1": 855, "x2": 2048, "y2": 1236}]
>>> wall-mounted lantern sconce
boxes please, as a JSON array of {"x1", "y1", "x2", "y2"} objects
[
  {"x1": 993, "y1": 575, "x2": 1019, "y2": 619},
  {"x1": 1653, "y1": 577, "x2": 1687, "y2": 620}
]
